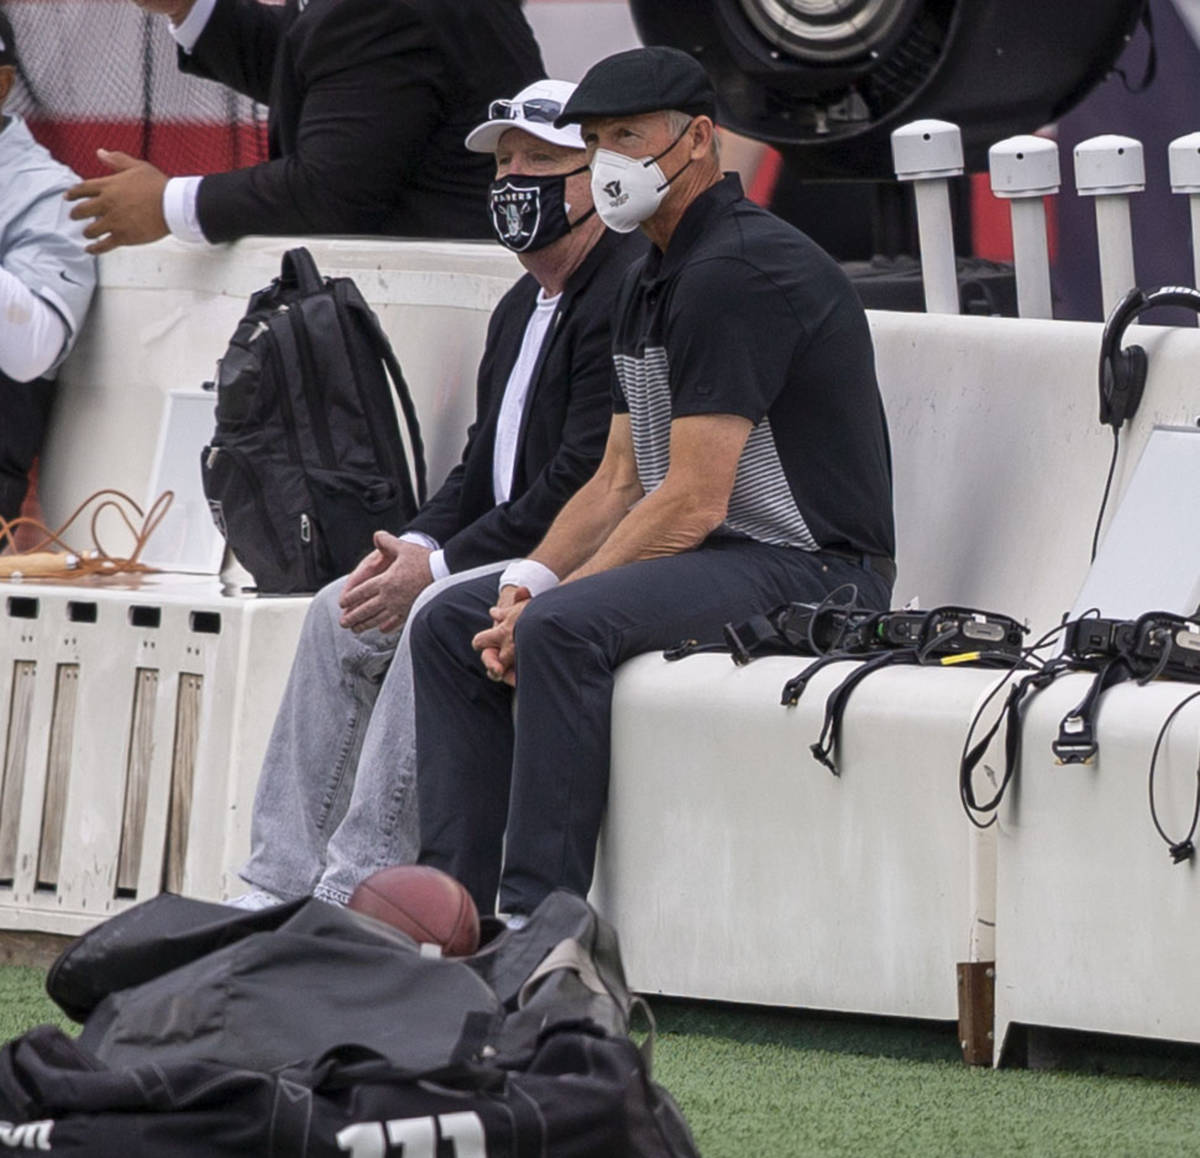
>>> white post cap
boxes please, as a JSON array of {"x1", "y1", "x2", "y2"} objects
[
  {"x1": 988, "y1": 135, "x2": 1060, "y2": 198},
  {"x1": 1073, "y1": 135, "x2": 1145, "y2": 196},
  {"x1": 891, "y1": 119, "x2": 964, "y2": 181},
  {"x1": 1169, "y1": 132, "x2": 1200, "y2": 194}
]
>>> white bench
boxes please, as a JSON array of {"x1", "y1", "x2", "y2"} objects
[
  {"x1": 595, "y1": 312, "x2": 1200, "y2": 1063},
  {"x1": 6, "y1": 238, "x2": 1200, "y2": 1064},
  {"x1": 1, "y1": 237, "x2": 519, "y2": 934}
]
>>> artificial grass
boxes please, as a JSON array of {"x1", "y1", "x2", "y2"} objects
[
  {"x1": 0, "y1": 965, "x2": 73, "y2": 1040},
  {"x1": 2, "y1": 969, "x2": 1200, "y2": 1156},
  {"x1": 650, "y1": 1001, "x2": 1200, "y2": 1157}
]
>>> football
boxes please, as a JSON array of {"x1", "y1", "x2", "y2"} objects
[{"x1": 348, "y1": 865, "x2": 480, "y2": 957}]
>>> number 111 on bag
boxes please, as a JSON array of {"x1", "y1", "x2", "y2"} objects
[{"x1": 337, "y1": 1111, "x2": 487, "y2": 1157}]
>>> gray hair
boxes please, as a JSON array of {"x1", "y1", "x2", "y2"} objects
[{"x1": 662, "y1": 109, "x2": 721, "y2": 161}]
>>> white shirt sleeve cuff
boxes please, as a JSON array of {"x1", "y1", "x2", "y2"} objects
[
  {"x1": 163, "y1": 176, "x2": 210, "y2": 244},
  {"x1": 399, "y1": 531, "x2": 439, "y2": 551},
  {"x1": 170, "y1": 0, "x2": 219, "y2": 53},
  {"x1": 499, "y1": 559, "x2": 559, "y2": 598},
  {"x1": 397, "y1": 533, "x2": 449, "y2": 580}
]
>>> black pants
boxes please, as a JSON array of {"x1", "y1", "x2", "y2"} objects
[
  {"x1": 0, "y1": 375, "x2": 55, "y2": 523},
  {"x1": 410, "y1": 538, "x2": 891, "y2": 916}
]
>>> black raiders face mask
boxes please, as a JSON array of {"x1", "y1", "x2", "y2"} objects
[{"x1": 488, "y1": 165, "x2": 594, "y2": 253}]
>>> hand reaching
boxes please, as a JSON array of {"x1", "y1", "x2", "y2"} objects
[{"x1": 65, "y1": 150, "x2": 169, "y2": 255}]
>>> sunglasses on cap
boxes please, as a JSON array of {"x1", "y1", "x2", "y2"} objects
[{"x1": 486, "y1": 97, "x2": 563, "y2": 125}]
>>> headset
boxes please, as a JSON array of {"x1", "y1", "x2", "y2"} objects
[{"x1": 1099, "y1": 285, "x2": 1200, "y2": 431}]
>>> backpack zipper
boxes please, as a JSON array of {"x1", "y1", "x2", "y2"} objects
[{"x1": 258, "y1": 310, "x2": 307, "y2": 471}]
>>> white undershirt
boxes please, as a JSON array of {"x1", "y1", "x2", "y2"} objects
[
  {"x1": 402, "y1": 291, "x2": 561, "y2": 580},
  {"x1": 0, "y1": 267, "x2": 68, "y2": 383},
  {"x1": 160, "y1": 0, "x2": 219, "y2": 244},
  {"x1": 493, "y1": 290, "x2": 560, "y2": 504}
]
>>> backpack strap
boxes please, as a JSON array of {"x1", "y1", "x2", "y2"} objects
[
  {"x1": 279, "y1": 246, "x2": 325, "y2": 296},
  {"x1": 350, "y1": 297, "x2": 429, "y2": 507}
]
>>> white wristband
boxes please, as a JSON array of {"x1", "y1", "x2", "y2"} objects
[{"x1": 499, "y1": 558, "x2": 559, "y2": 598}]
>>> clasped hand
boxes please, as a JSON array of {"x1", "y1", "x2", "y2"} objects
[
  {"x1": 339, "y1": 532, "x2": 433, "y2": 635},
  {"x1": 473, "y1": 585, "x2": 532, "y2": 688}
]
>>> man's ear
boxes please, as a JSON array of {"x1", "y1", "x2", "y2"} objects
[
  {"x1": 688, "y1": 115, "x2": 715, "y2": 160},
  {"x1": 0, "y1": 66, "x2": 16, "y2": 110}
]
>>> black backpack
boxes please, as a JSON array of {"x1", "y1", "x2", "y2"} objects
[
  {"x1": 0, "y1": 891, "x2": 700, "y2": 1158},
  {"x1": 201, "y1": 247, "x2": 427, "y2": 594}
]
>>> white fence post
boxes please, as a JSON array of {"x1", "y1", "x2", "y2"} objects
[
  {"x1": 891, "y1": 119, "x2": 963, "y2": 315},
  {"x1": 1073, "y1": 135, "x2": 1143, "y2": 316},
  {"x1": 987, "y1": 135, "x2": 1059, "y2": 319},
  {"x1": 1168, "y1": 132, "x2": 1200, "y2": 290}
]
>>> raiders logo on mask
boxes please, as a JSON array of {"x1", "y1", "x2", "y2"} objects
[
  {"x1": 490, "y1": 181, "x2": 547, "y2": 253},
  {"x1": 487, "y1": 166, "x2": 593, "y2": 254}
]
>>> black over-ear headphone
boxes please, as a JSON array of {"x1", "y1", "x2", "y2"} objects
[{"x1": 1099, "y1": 285, "x2": 1200, "y2": 431}]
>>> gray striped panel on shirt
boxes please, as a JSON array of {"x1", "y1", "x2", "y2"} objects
[{"x1": 614, "y1": 348, "x2": 818, "y2": 551}]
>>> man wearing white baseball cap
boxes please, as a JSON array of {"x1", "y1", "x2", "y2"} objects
[
  {"x1": 228, "y1": 80, "x2": 646, "y2": 911},
  {"x1": 410, "y1": 48, "x2": 895, "y2": 922}
]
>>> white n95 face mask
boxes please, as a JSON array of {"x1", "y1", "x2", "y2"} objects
[{"x1": 589, "y1": 122, "x2": 694, "y2": 233}]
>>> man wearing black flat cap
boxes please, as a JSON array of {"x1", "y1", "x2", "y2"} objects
[{"x1": 409, "y1": 46, "x2": 896, "y2": 920}]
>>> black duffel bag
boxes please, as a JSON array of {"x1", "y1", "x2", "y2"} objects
[{"x1": 0, "y1": 891, "x2": 698, "y2": 1157}]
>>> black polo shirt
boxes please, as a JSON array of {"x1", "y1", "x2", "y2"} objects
[{"x1": 611, "y1": 174, "x2": 895, "y2": 560}]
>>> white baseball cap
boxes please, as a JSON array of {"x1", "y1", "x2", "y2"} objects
[{"x1": 465, "y1": 79, "x2": 584, "y2": 154}]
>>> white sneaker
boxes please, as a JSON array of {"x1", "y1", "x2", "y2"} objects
[{"x1": 225, "y1": 888, "x2": 284, "y2": 911}]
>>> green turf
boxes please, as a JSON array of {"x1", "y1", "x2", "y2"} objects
[
  {"x1": 3, "y1": 970, "x2": 1200, "y2": 1156},
  {"x1": 0, "y1": 966, "x2": 74, "y2": 1041},
  {"x1": 649, "y1": 1002, "x2": 1200, "y2": 1157}
]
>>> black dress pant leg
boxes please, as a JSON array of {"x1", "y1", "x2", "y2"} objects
[
  {"x1": 410, "y1": 573, "x2": 516, "y2": 914},
  {"x1": 0, "y1": 376, "x2": 54, "y2": 523},
  {"x1": 411, "y1": 540, "x2": 891, "y2": 916}
]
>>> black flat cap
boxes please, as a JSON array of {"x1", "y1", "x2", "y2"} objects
[
  {"x1": 555, "y1": 46, "x2": 716, "y2": 127},
  {"x1": 0, "y1": 12, "x2": 16, "y2": 68}
]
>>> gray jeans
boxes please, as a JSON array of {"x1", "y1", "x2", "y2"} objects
[{"x1": 240, "y1": 560, "x2": 508, "y2": 905}]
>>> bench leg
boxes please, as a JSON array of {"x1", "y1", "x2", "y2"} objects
[{"x1": 957, "y1": 961, "x2": 996, "y2": 1065}]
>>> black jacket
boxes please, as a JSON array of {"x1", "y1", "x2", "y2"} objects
[
  {"x1": 404, "y1": 229, "x2": 647, "y2": 572},
  {"x1": 180, "y1": 0, "x2": 545, "y2": 242}
]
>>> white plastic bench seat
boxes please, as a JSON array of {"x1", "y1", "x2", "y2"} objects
[
  {"x1": 996, "y1": 671, "x2": 1200, "y2": 1053},
  {"x1": 0, "y1": 574, "x2": 307, "y2": 935},
  {"x1": 596, "y1": 653, "x2": 1005, "y2": 1020}
]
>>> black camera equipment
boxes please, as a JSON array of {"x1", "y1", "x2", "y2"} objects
[
  {"x1": 629, "y1": 0, "x2": 1146, "y2": 179},
  {"x1": 1060, "y1": 616, "x2": 1136, "y2": 667},
  {"x1": 724, "y1": 601, "x2": 878, "y2": 666},
  {"x1": 801, "y1": 606, "x2": 1030, "y2": 776},
  {"x1": 662, "y1": 584, "x2": 868, "y2": 665},
  {"x1": 1052, "y1": 611, "x2": 1200, "y2": 765}
]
